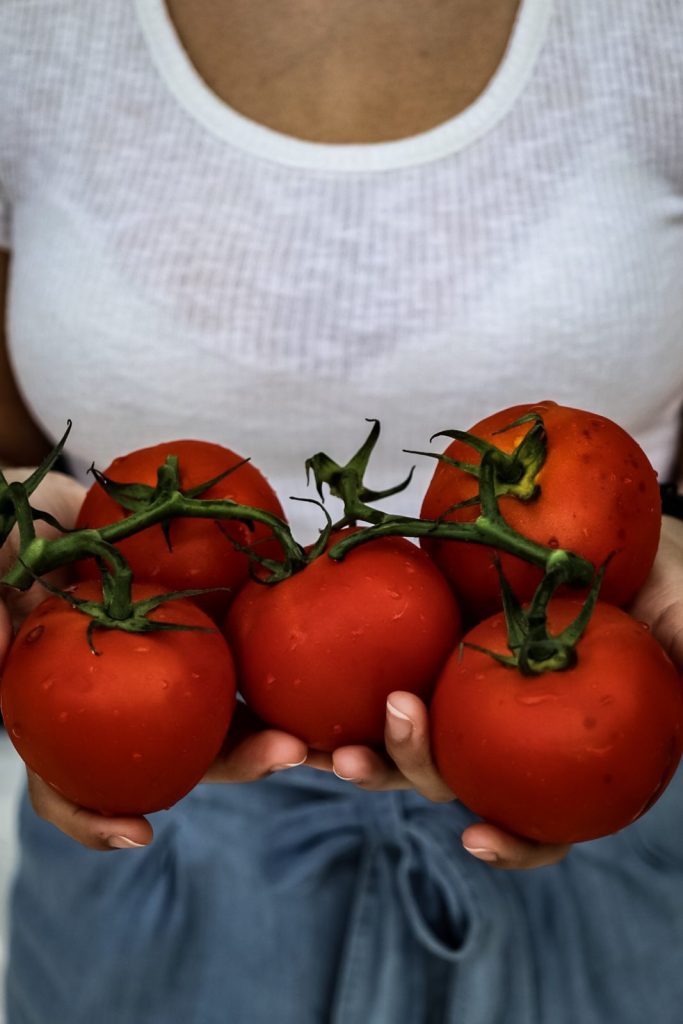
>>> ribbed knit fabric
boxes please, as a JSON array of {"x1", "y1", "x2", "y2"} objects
[{"x1": 1, "y1": 0, "x2": 682, "y2": 541}]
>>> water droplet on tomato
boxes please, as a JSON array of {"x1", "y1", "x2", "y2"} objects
[
  {"x1": 41, "y1": 678, "x2": 55, "y2": 692},
  {"x1": 639, "y1": 621, "x2": 650, "y2": 631},
  {"x1": 25, "y1": 626, "x2": 44, "y2": 645},
  {"x1": 475, "y1": 673, "x2": 485, "y2": 681},
  {"x1": 161, "y1": 680, "x2": 169, "y2": 690},
  {"x1": 132, "y1": 752, "x2": 143, "y2": 761},
  {"x1": 623, "y1": 476, "x2": 633, "y2": 485},
  {"x1": 332, "y1": 724, "x2": 343, "y2": 735},
  {"x1": 191, "y1": 672, "x2": 200, "y2": 680},
  {"x1": 265, "y1": 674, "x2": 276, "y2": 689},
  {"x1": 134, "y1": 646, "x2": 150, "y2": 654},
  {"x1": 387, "y1": 590, "x2": 401, "y2": 599},
  {"x1": 599, "y1": 694, "x2": 614, "y2": 705},
  {"x1": 11, "y1": 726, "x2": 21, "y2": 739},
  {"x1": 58, "y1": 711, "x2": 69, "y2": 723},
  {"x1": 289, "y1": 630, "x2": 306, "y2": 649},
  {"x1": 547, "y1": 537, "x2": 559, "y2": 549},
  {"x1": 515, "y1": 692, "x2": 559, "y2": 706},
  {"x1": 586, "y1": 744, "x2": 615, "y2": 756}
]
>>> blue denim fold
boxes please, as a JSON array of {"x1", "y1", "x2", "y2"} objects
[{"x1": 6, "y1": 762, "x2": 683, "y2": 1023}]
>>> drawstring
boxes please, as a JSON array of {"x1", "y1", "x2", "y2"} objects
[{"x1": 262, "y1": 783, "x2": 489, "y2": 1022}]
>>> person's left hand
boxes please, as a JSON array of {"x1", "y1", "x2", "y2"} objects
[
  {"x1": 629, "y1": 514, "x2": 683, "y2": 672},
  {"x1": 310, "y1": 514, "x2": 683, "y2": 871}
]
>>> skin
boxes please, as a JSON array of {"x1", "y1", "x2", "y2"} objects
[
  {"x1": 166, "y1": 0, "x2": 521, "y2": 144},
  {"x1": 1, "y1": 0, "x2": 682, "y2": 868}
]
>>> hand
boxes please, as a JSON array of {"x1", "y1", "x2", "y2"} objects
[
  {"x1": 306, "y1": 691, "x2": 570, "y2": 870},
  {"x1": 24, "y1": 704, "x2": 308, "y2": 852},
  {"x1": 629, "y1": 514, "x2": 683, "y2": 670}
]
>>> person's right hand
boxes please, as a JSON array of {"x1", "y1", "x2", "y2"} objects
[
  {"x1": 24, "y1": 704, "x2": 308, "y2": 851},
  {"x1": 0, "y1": 468, "x2": 308, "y2": 851}
]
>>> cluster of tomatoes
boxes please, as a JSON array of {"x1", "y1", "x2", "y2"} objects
[{"x1": 1, "y1": 401, "x2": 681, "y2": 845}]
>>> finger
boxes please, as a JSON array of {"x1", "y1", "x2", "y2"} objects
[
  {"x1": 461, "y1": 822, "x2": 571, "y2": 870},
  {"x1": 384, "y1": 691, "x2": 455, "y2": 802},
  {"x1": 648, "y1": 598, "x2": 683, "y2": 673},
  {"x1": 332, "y1": 744, "x2": 412, "y2": 789},
  {"x1": 27, "y1": 770, "x2": 153, "y2": 852},
  {"x1": 203, "y1": 728, "x2": 307, "y2": 782}
]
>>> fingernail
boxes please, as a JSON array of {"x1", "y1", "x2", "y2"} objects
[
  {"x1": 333, "y1": 767, "x2": 358, "y2": 782},
  {"x1": 386, "y1": 701, "x2": 413, "y2": 741},
  {"x1": 271, "y1": 758, "x2": 306, "y2": 772},
  {"x1": 108, "y1": 836, "x2": 147, "y2": 850},
  {"x1": 463, "y1": 845, "x2": 499, "y2": 863}
]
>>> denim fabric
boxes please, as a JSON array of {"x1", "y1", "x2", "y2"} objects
[{"x1": 6, "y1": 763, "x2": 683, "y2": 1023}]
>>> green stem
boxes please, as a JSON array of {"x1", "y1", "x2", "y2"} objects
[
  {"x1": 1, "y1": 493, "x2": 306, "y2": 591},
  {"x1": 325, "y1": 448, "x2": 592, "y2": 588},
  {"x1": 327, "y1": 513, "x2": 593, "y2": 587}
]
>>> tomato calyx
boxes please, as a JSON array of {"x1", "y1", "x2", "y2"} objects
[
  {"x1": 28, "y1": 569, "x2": 219, "y2": 655},
  {"x1": 88, "y1": 453, "x2": 253, "y2": 552},
  {"x1": 408, "y1": 411, "x2": 547, "y2": 504},
  {"x1": 305, "y1": 418, "x2": 416, "y2": 530},
  {"x1": 466, "y1": 556, "x2": 607, "y2": 676}
]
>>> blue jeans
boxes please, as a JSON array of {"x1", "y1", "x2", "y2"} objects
[{"x1": 6, "y1": 763, "x2": 683, "y2": 1023}]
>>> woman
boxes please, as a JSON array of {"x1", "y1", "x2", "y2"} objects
[{"x1": 1, "y1": 1, "x2": 682, "y2": 1020}]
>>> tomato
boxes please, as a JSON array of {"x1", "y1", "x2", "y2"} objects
[
  {"x1": 225, "y1": 531, "x2": 461, "y2": 751},
  {"x1": 430, "y1": 600, "x2": 683, "y2": 843},
  {"x1": 420, "y1": 401, "x2": 661, "y2": 622},
  {"x1": 76, "y1": 439, "x2": 285, "y2": 620},
  {"x1": 0, "y1": 582, "x2": 237, "y2": 815}
]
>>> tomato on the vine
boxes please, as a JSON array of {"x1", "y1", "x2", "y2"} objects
[
  {"x1": 430, "y1": 600, "x2": 683, "y2": 844},
  {"x1": 420, "y1": 401, "x2": 661, "y2": 622},
  {"x1": 225, "y1": 531, "x2": 461, "y2": 751},
  {"x1": 0, "y1": 582, "x2": 237, "y2": 815},
  {"x1": 76, "y1": 439, "x2": 285, "y2": 620}
]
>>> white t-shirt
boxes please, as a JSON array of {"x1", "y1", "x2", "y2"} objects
[{"x1": 1, "y1": 0, "x2": 682, "y2": 542}]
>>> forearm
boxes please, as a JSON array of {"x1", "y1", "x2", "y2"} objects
[{"x1": 0, "y1": 252, "x2": 52, "y2": 467}]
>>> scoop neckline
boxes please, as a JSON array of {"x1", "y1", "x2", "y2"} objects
[{"x1": 134, "y1": 0, "x2": 553, "y2": 172}]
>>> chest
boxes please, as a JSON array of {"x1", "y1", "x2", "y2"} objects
[{"x1": 165, "y1": 0, "x2": 521, "y2": 142}]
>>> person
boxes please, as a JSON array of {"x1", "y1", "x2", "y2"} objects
[{"x1": 1, "y1": 0, "x2": 682, "y2": 1020}]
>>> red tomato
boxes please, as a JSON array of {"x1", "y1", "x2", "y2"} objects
[
  {"x1": 420, "y1": 401, "x2": 661, "y2": 622},
  {"x1": 225, "y1": 532, "x2": 461, "y2": 751},
  {"x1": 76, "y1": 439, "x2": 285, "y2": 620},
  {"x1": 0, "y1": 582, "x2": 237, "y2": 815},
  {"x1": 430, "y1": 600, "x2": 683, "y2": 843}
]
